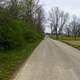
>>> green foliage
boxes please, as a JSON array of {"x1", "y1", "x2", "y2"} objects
[
  {"x1": 0, "y1": 9, "x2": 43, "y2": 50},
  {"x1": 0, "y1": 13, "x2": 25, "y2": 49},
  {"x1": 0, "y1": 40, "x2": 41, "y2": 80},
  {"x1": 24, "y1": 30, "x2": 42, "y2": 43},
  {"x1": 0, "y1": 7, "x2": 43, "y2": 80},
  {"x1": 0, "y1": 1, "x2": 44, "y2": 79}
]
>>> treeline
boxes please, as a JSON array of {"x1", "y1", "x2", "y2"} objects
[
  {"x1": 0, "y1": 0, "x2": 45, "y2": 50},
  {"x1": 49, "y1": 7, "x2": 80, "y2": 39}
]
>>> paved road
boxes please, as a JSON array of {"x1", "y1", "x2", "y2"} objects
[{"x1": 13, "y1": 38, "x2": 80, "y2": 80}]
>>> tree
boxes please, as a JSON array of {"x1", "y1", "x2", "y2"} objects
[
  {"x1": 49, "y1": 7, "x2": 69, "y2": 38},
  {"x1": 64, "y1": 24, "x2": 72, "y2": 37},
  {"x1": 59, "y1": 11, "x2": 69, "y2": 35},
  {"x1": 21, "y1": 0, "x2": 40, "y2": 22},
  {"x1": 70, "y1": 16, "x2": 78, "y2": 39},
  {"x1": 50, "y1": 23, "x2": 53, "y2": 35},
  {"x1": 7, "y1": 0, "x2": 19, "y2": 17},
  {"x1": 35, "y1": 6, "x2": 45, "y2": 33},
  {"x1": 49, "y1": 7, "x2": 60, "y2": 38},
  {"x1": 77, "y1": 24, "x2": 80, "y2": 37}
]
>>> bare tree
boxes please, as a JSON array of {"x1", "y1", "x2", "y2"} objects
[
  {"x1": 77, "y1": 24, "x2": 80, "y2": 37},
  {"x1": 50, "y1": 23, "x2": 53, "y2": 35},
  {"x1": 22, "y1": 0, "x2": 40, "y2": 21},
  {"x1": 49, "y1": 7, "x2": 69, "y2": 38},
  {"x1": 64, "y1": 24, "x2": 72, "y2": 37},
  {"x1": 70, "y1": 16, "x2": 78, "y2": 39},
  {"x1": 59, "y1": 11, "x2": 69, "y2": 35},
  {"x1": 35, "y1": 6, "x2": 45, "y2": 33},
  {"x1": 49, "y1": 7, "x2": 60, "y2": 38},
  {"x1": 7, "y1": 0, "x2": 19, "y2": 17}
]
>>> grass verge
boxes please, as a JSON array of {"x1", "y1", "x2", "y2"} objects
[
  {"x1": 60, "y1": 40, "x2": 80, "y2": 50},
  {"x1": 0, "y1": 39, "x2": 42, "y2": 80},
  {"x1": 51, "y1": 36, "x2": 80, "y2": 50}
]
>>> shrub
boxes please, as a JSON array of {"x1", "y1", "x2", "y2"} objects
[
  {"x1": 0, "y1": 12, "x2": 25, "y2": 50},
  {"x1": 24, "y1": 30, "x2": 42, "y2": 43}
]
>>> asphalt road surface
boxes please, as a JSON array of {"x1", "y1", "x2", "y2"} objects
[{"x1": 13, "y1": 37, "x2": 80, "y2": 80}]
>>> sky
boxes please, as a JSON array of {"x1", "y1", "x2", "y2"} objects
[
  {"x1": 0, "y1": 0, "x2": 80, "y2": 33},
  {"x1": 0, "y1": 0, "x2": 80, "y2": 16},
  {"x1": 39, "y1": 0, "x2": 80, "y2": 33},
  {"x1": 40, "y1": 0, "x2": 80, "y2": 16}
]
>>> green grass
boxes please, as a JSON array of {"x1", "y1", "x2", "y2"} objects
[
  {"x1": 51, "y1": 36, "x2": 80, "y2": 40},
  {"x1": 0, "y1": 7, "x2": 44, "y2": 80},
  {"x1": 51, "y1": 36, "x2": 80, "y2": 50},
  {"x1": 59, "y1": 36, "x2": 80, "y2": 40},
  {"x1": 61, "y1": 40, "x2": 80, "y2": 50},
  {"x1": 0, "y1": 39, "x2": 42, "y2": 80}
]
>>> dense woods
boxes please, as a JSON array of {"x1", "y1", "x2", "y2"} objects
[
  {"x1": 0, "y1": 0, "x2": 45, "y2": 80},
  {"x1": 0, "y1": 0, "x2": 44, "y2": 50}
]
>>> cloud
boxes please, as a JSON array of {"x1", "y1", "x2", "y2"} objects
[
  {"x1": 40, "y1": 0, "x2": 80, "y2": 33},
  {"x1": 40, "y1": 0, "x2": 80, "y2": 17},
  {"x1": 0, "y1": 0, "x2": 5, "y2": 2}
]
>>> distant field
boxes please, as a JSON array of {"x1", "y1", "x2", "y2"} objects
[
  {"x1": 59, "y1": 37, "x2": 80, "y2": 40},
  {"x1": 51, "y1": 36, "x2": 80, "y2": 40}
]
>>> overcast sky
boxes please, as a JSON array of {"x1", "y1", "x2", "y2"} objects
[
  {"x1": 40, "y1": 0, "x2": 80, "y2": 16},
  {"x1": 0, "y1": 0, "x2": 80, "y2": 33},
  {"x1": 39, "y1": 0, "x2": 80, "y2": 33},
  {"x1": 0, "y1": 0, "x2": 80, "y2": 16}
]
